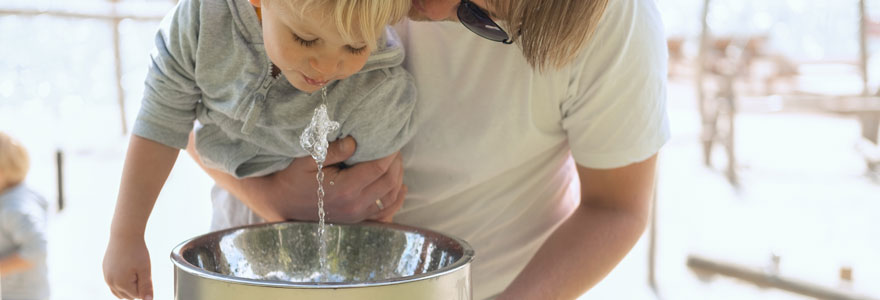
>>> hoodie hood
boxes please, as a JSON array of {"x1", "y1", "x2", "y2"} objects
[{"x1": 359, "y1": 26, "x2": 406, "y2": 74}]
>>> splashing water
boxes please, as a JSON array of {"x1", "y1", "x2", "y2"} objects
[
  {"x1": 299, "y1": 87, "x2": 340, "y2": 280},
  {"x1": 300, "y1": 87, "x2": 339, "y2": 166}
]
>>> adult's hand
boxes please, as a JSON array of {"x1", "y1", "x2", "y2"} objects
[{"x1": 186, "y1": 133, "x2": 406, "y2": 223}]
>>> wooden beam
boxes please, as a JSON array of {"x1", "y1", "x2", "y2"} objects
[
  {"x1": 0, "y1": 9, "x2": 165, "y2": 21},
  {"x1": 687, "y1": 255, "x2": 877, "y2": 300}
]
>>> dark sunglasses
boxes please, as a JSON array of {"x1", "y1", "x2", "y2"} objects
[{"x1": 457, "y1": 0, "x2": 513, "y2": 44}]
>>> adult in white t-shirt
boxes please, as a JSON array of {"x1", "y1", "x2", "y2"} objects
[{"x1": 191, "y1": 0, "x2": 670, "y2": 298}]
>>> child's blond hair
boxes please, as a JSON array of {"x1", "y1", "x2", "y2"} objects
[
  {"x1": 0, "y1": 132, "x2": 30, "y2": 186},
  {"x1": 264, "y1": 0, "x2": 410, "y2": 50}
]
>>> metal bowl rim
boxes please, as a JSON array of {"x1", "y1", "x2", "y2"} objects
[{"x1": 170, "y1": 221, "x2": 474, "y2": 289}]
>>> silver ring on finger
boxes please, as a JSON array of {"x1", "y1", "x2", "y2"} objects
[{"x1": 375, "y1": 199, "x2": 385, "y2": 210}]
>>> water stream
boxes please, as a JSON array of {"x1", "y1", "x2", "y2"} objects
[{"x1": 299, "y1": 86, "x2": 339, "y2": 280}]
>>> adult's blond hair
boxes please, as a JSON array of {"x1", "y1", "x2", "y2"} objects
[
  {"x1": 264, "y1": 0, "x2": 410, "y2": 50},
  {"x1": 0, "y1": 132, "x2": 30, "y2": 186},
  {"x1": 487, "y1": 0, "x2": 610, "y2": 71}
]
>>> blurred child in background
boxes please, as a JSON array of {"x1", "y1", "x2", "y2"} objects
[{"x1": 0, "y1": 131, "x2": 50, "y2": 300}]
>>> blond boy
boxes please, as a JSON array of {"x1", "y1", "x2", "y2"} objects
[{"x1": 103, "y1": 0, "x2": 414, "y2": 299}]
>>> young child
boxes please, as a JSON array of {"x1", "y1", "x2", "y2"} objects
[
  {"x1": 0, "y1": 132, "x2": 50, "y2": 300},
  {"x1": 103, "y1": 0, "x2": 415, "y2": 298}
]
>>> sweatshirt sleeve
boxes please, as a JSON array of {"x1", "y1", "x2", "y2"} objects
[
  {"x1": 132, "y1": 0, "x2": 203, "y2": 149},
  {"x1": 338, "y1": 66, "x2": 419, "y2": 164}
]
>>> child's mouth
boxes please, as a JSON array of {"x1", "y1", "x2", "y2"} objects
[{"x1": 303, "y1": 75, "x2": 328, "y2": 86}]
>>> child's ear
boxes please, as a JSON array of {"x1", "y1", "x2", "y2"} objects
[{"x1": 249, "y1": 0, "x2": 261, "y2": 8}]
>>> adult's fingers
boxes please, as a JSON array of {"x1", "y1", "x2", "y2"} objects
[
  {"x1": 358, "y1": 151, "x2": 403, "y2": 201},
  {"x1": 378, "y1": 152, "x2": 404, "y2": 212},
  {"x1": 334, "y1": 152, "x2": 399, "y2": 191},
  {"x1": 372, "y1": 185, "x2": 407, "y2": 222},
  {"x1": 323, "y1": 136, "x2": 357, "y2": 166}
]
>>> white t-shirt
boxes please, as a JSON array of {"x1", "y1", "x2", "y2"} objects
[{"x1": 392, "y1": 0, "x2": 670, "y2": 298}]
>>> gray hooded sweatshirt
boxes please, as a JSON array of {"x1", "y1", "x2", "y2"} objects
[{"x1": 133, "y1": 0, "x2": 417, "y2": 179}]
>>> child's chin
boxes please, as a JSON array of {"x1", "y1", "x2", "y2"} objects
[{"x1": 290, "y1": 81, "x2": 320, "y2": 93}]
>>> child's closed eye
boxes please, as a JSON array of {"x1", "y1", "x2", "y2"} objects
[
  {"x1": 294, "y1": 33, "x2": 367, "y2": 55},
  {"x1": 293, "y1": 34, "x2": 317, "y2": 47},
  {"x1": 346, "y1": 45, "x2": 367, "y2": 55}
]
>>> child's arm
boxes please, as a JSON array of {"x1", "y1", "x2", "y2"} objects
[{"x1": 103, "y1": 135, "x2": 179, "y2": 300}]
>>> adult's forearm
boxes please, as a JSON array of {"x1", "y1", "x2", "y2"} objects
[
  {"x1": 184, "y1": 133, "x2": 399, "y2": 223},
  {"x1": 498, "y1": 204, "x2": 648, "y2": 299},
  {"x1": 0, "y1": 253, "x2": 34, "y2": 277},
  {"x1": 184, "y1": 139, "x2": 288, "y2": 221},
  {"x1": 201, "y1": 158, "x2": 286, "y2": 221}
]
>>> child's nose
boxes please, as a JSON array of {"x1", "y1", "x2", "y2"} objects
[{"x1": 310, "y1": 57, "x2": 339, "y2": 77}]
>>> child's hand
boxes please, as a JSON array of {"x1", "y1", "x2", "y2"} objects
[{"x1": 103, "y1": 235, "x2": 153, "y2": 300}]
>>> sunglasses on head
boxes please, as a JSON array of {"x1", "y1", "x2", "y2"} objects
[{"x1": 457, "y1": 0, "x2": 513, "y2": 44}]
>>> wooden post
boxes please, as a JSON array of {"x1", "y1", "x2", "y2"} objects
[
  {"x1": 697, "y1": 0, "x2": 713, "y2": 167},
  {"x1": 857, "y1": 0, "x2": 879, "y2": 167},
  {"x1": 55, "y1": 149, "x2": 64, "y2": 211},
  {"x1": 647, "y1": 181, "x2": 660, "y2": 297},
  {"x1": 859, "y1": 0, "x2": 869, "y2": 97},
  {"x1": 111, "y1": 0, "x2": 128, "y2": 135}
]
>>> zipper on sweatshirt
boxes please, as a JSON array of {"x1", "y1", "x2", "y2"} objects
[{"x1": 240, "y1": 62, "x2": 278, "y2": 134}]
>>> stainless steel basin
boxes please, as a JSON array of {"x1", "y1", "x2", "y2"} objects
[{"x1": 171, "y1": 221, "x2": 474, "y2": 299}]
